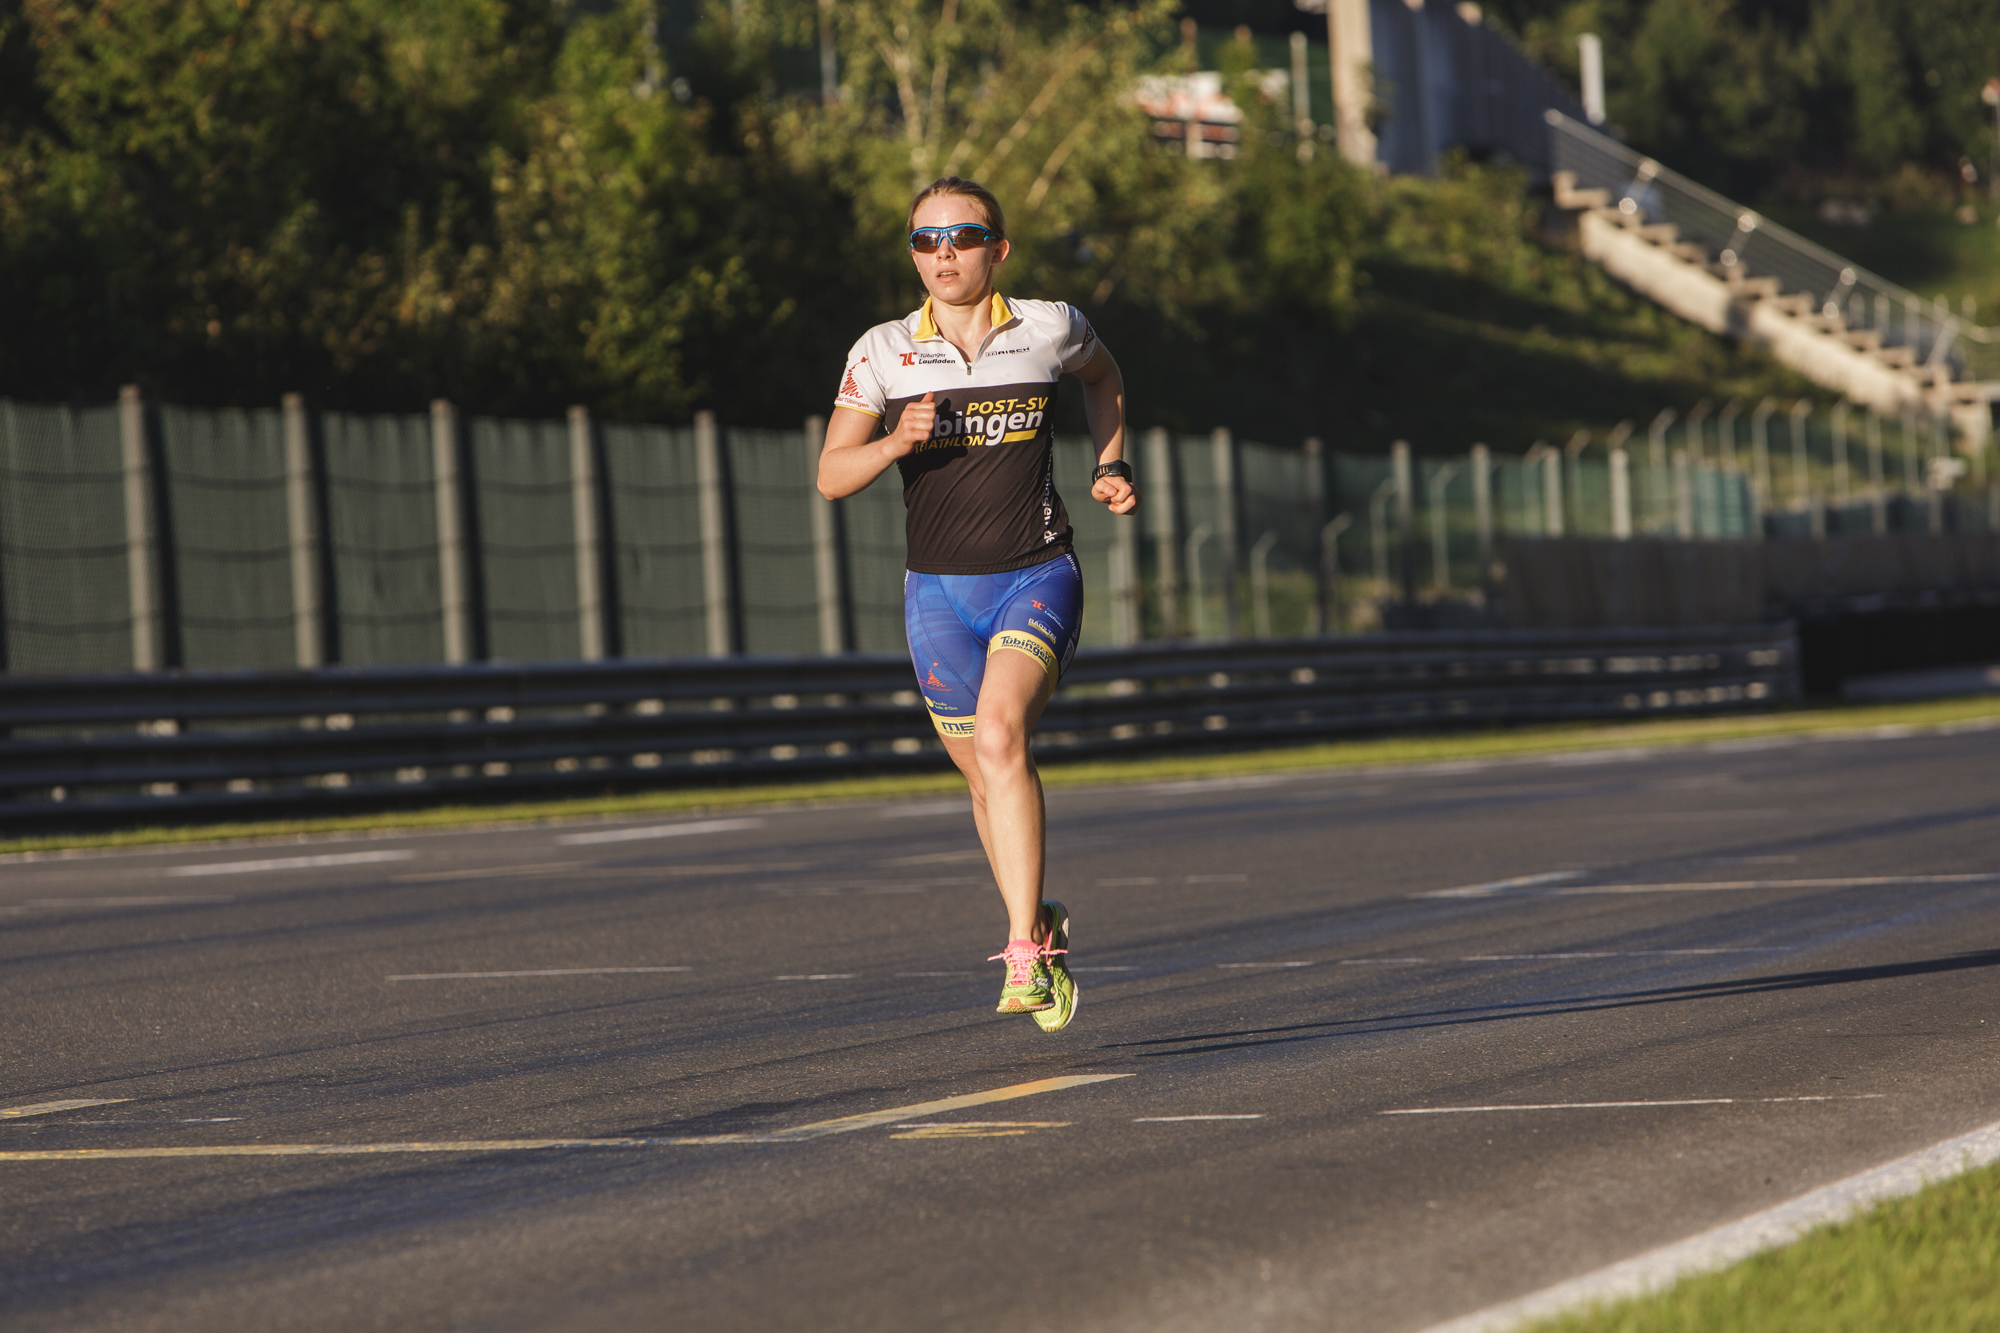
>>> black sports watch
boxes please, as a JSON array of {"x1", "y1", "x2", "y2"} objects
[{"x1": 1091, "y1": 459, "x2": 1133, "y2": 483}]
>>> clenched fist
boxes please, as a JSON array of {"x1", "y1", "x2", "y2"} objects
[
  {"x1": 887, "y1": 391, "x2": 938, "y2": 459},
  {"x1": 1092, "y1": 472, "x2": 1139, "y2": 515}
]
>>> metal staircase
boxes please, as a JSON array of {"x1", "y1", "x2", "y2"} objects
[{"x1": 1546, "y1": 111, "x2": 2000, "y2": 449}]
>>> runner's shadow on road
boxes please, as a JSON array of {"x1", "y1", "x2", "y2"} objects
[{"x1": 1104, "y1": 949, "x2": 2000, "y2": 1058}]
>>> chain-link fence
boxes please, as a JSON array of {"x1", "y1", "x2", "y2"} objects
[{"x1": 2, "y1": 391, "x2": 1996, "y2": 675}]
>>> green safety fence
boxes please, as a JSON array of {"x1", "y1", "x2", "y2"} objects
[{"x1": 3, "y1": 393, "x2": 1996, "y2": 676}]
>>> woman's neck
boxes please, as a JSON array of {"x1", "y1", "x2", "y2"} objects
[{"x1": 928, "y1": 287, "x2": 995, "y2": 360}]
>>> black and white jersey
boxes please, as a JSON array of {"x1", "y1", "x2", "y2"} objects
[{"x1": 835, "y1": 293, "x2": 1099, "y2": 575}]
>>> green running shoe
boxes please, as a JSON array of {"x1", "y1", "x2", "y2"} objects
[
  {"x1": 1033, "y1": 900, "x2": 1076, "y2": 1033},
  {"x1": 989, "y1": 938, "x2": 1054, "y2": 1013}
]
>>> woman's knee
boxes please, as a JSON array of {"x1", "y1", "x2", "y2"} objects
[{"x1": 973, "y1": 717, "x2": 1028, "y2": 774}]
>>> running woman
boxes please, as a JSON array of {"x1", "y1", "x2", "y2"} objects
[{"x1": 818, "y1": 177, "x2": 1138, "y2": 1032}]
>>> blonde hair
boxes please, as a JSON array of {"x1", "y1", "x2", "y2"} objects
[{"x1": 906, "y1": 176, "x2": 1008, "y2": 240}]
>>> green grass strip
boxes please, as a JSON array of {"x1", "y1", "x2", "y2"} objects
[
  {"x1": 6, "y1": 694, "x2": 1998, "y2": 858},
  {"x1": 1533, "y1": 1158, "x2": 2000, "y2": 1333}
]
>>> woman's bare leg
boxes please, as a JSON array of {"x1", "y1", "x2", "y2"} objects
[{"x1": 938, "y1": 648, "x2": 1056, "y2": 943}]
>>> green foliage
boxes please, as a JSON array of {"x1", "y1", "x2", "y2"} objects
[
  {"x1": 0, "y1": 0, "x2": 1811, "y2": 444},
  {"x1": 1536, "y1": 1158, "x2": 2000, "y2": 1333},
  {"x1": 1489, "y1": 1, "x2": 2000, "y2": 197}
]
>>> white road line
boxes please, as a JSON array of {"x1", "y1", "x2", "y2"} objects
[
  {"x1": 1070, "y1": 966, "x2": 1141, "y2": 972},
  {"x1": 1418, "y1": 1115, "x2": 2000, "y2": 1333},
  {"x1": 1460, "y1": 949, "x2": 1787, "y2": 960},
  {"x1": 166, "y1": 851, "x2": 414, "y2": 877},
  {"x1": 774, "y1": 974, "x2": 857, "y2": 980},
  {"x1": 1552, "y1": 873, "x2": 2000, "y2": 895},
  {"x1": 895, "y1": 971, "x2": 975, "y2": 977},
  {"x1": 1217, "y1": 961, "x2": 1317, "y2": 968},
  {"x1": 1134, "y1": 1115, "x2": 1264, "y2": 1122},
  {"x1": 386, "y1": 967, "x2": 692, "y2": 981},
  {"x1": 876, "y1": 849, "x2": 989, "y2": 866},
  {"x1": 0, "y1": 1099, "x2": 130, "y2": 1119},
  {"x1": 1381, "y1": 1096, "x2": 1883, "y2": 1115},
  {"x1": 1096, "y1": 877, "x2": 1159, "y2": 886},
  {"x1": 878, "y1": 801, "x2": 971, "y2": 818},
  {"x1": 1340, "y1": 958, "x2": 1431, "y2": 965},
  {"x1": 1188, "y1": 874, "x2": 1248, "y2": 883},
  {"x1": 0, "y1": 1074, "x2": 1134, "y2": 1160},
  {"x1": 18, "y1": 896, "x2": 233, "y2": 909},
  {"x1": 1414, "y1": 871, "x2": 1584, "y2": 899},
  {"x1": 555, "y1": 818, "x2": 761, "y2": 846}
]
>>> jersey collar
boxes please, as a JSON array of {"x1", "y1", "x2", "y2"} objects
[{"x1": 913, "y1": 292, "x2": 1016, "y2": 342}]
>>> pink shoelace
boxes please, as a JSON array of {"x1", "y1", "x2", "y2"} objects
[{"x1": 987, "y1": 937, "x2": 1066, "y2": 986}]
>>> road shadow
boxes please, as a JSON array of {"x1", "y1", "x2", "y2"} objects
[{"x1": 1105, "y1": 949, "x2": 2000, "y2": 1058}]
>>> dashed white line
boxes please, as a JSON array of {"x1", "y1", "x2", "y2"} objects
[
  {"x1": 1134, "y1": 1115, "x2": 1264, "y2": 1122},
  {"x1": 774, "y1": 974, "x2": 858, "y2": 981},
  {"x1": 1461, "y1": 949, "x2": 1787, "y2": 960},
  {"x1": 1187, "y1": 874, "x2": 1248, "y2": 883},
  {"x1": 386, "y1": 967, "x2": 692, "y2": 981},
  {"x1": 1552, "y1": 874, "x2": 2000, "y2": 895},
  {"x1": 1096, "y1": 877, "x2": 1159, "y2": 886},
  {"x1": 166, "y1": 851, "x2": 414, "y2": 877},
  {"x1": 555, "y1": 818, "x2": 762, "y2": 846},
  {"x1": 1217, "y1": 961, "x2": 1316, "y2": 968},
  {"x1": 1381, "y1": 1096, "x2": 1883, "y2": 1115},
  {"x1": 1414, "y1": 871, "x2": 1584, "y2": 899}
]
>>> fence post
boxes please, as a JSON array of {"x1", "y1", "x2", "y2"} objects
[
  {"x1": 430, "y1": 399, "x2": 472, "y2": 665},
  {"x1": 1930, "y1": 408, "x2": 1948, "y2": 536},
  {"x1": 1648, "y1": 409, "x2": 1675, "y2": 534},
  {"x1": 282, "y1": 393, "x2": 324, "y2": 668},
  {"x1": 695, "y1": 410, "x2": 736, "y2": 657},
  {"x1": 1146, "y1": 427, "x2": 1179, "y2": 636},
  {"x1": 1391, "y1": 440, "x2": 1414, "y2": 606},
  {"x1": 1673, "y1": 449, "x2": 1694, "y2": 537},
  {"x1": 1610, "y1": 447, "x2": 1632, "y2": 539},
  {"x1": 1831, "y1": 403, "x2": 1851, "y2": 510},
  {"x1": 1472, "y1": 440, "x2": 1488, "y2": 560},
  {"x1": 1112, "y1": 511, "x2": 1140, "y2": 646},
  {"x1": 1211, "y1": 427, "x2": 1239, "y2": 639},
  {"x1": 1541, "y1": 447, "x2": 1565, "y2": 538},
  {"x1": 1304, "y1": 437, "x2": 1329, "y2": 633},
  {"x1": 568, "y1": 406, "x2": 606, "y2": 661},
  {"x1": 1866, "y1": 412, "x2": 1887, "y2": 535},
  {"x1": 805, "y1": 414, "x2": 849, "y2": 655},
  {"x1": 118, "y1": 385, "x2": 159, "y2": 672},
  {"x1": 1750, "y1": 400, "x2": 1774, "y2": 538}
]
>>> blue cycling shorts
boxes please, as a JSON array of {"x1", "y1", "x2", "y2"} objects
[{"x1": 905, "y1": 554, "x2": 1084, "y2": 738}]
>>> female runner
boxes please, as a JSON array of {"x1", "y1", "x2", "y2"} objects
[{"x1": 817, "y1": 177, "x2": 1138, "y2": 1032}]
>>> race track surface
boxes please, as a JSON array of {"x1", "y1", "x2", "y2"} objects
[{"x1": 4, "y1": 727, "x2": 1997, "y2": 1331}]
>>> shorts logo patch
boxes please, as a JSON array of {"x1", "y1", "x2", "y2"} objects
[{"x1": 924, "y1": 664, "x2": 950, "y2": 690}]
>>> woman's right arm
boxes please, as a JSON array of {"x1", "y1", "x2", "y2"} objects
[{"x1": 817, "y1": 396, "x2": 936, "y2": 499}]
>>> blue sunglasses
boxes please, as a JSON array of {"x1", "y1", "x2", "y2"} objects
[{"x1": 909, "y1": 223, "x2": 998, "y2": 253}]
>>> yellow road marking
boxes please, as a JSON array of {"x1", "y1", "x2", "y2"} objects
[
  {"x1": 1, "y1": 1099, "x2": 130, "y2": 1119},
  {"x1": 0, "y1": 1074, "x2": 1131, "y2": 1161}
]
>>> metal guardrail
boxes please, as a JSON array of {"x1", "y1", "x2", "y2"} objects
[
  {"x1": 1547, "y1": 111, "x2": 1998, "y2": 385},
  {"x1": 0, "y1": 627, "x2": 1799, "y2": 830}
]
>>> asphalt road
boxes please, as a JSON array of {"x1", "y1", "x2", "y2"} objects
[{"x1": 4, "y1": 724, "x2": 1998, "y2": 1332}]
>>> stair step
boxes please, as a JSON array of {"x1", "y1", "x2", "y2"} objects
[
  {"x1": 1843, "y1": 330, "x2": 1883, "y2": 351},
  {"x1": 1770, "y1": 293, "x2": 1814, "y2": 315},
  {"x1": 1877, "y1": 346, "x2": 1916, "y2": 367},
  {"x1": 1550, "y1": 171, "x2": 1612, "y2": 210},
  {"x1": 1735, "y1": 276, "x2": 1782, "y2": 298},
  {"x1": 1669, "y1": 242, "x2": 1710, "y2": 263},
  {"x1": 1638, "y1": 224, "x2": 1680, "y2": 245}
]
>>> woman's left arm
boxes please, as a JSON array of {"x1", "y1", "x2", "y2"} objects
[{"x1": 1072, "y1": 343, "x2": 1138, "y2": 515}]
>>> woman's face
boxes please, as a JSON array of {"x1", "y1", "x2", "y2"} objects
[{"x1": 909, "y1": 195, "x2": 1009, "y2": 307}]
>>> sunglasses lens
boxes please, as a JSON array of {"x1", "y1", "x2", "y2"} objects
[{"x1": 909, "y1": 226, "x2": 991, "y2": 253}]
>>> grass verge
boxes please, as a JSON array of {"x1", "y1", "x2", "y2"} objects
[
  {"x1": 6, "y1": 694, "x2": 1998, "y2": 858},
  {"x1": 1532, "y1": 1157, "x2": 2000, "y2": 1333}
]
